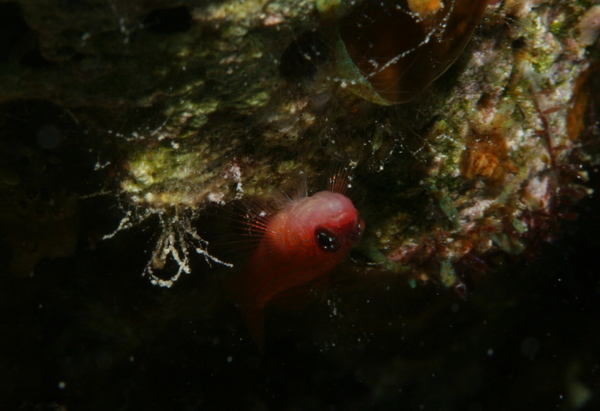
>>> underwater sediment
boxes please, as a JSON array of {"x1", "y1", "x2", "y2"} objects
[{"x1": 1, "y1": 0, "x2": 600, "y2": 408}]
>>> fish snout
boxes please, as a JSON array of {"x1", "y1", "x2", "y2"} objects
[{"x1": 348, "y1": 217, "x2": 364, "y2": 243}]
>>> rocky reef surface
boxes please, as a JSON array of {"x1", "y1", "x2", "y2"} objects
[{"x1": 1, "y1": 0, "x2": 600, "y2": 409}]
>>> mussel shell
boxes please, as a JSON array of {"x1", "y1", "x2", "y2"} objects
[{"x1": 336, "y1": 0, "x2": 490, "y2": 104}]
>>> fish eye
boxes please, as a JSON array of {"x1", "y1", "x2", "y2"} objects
[{"x1": 315, "y1": 227, "x2": 342, "y2": 252}]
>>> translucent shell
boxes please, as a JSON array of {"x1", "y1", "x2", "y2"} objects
[{"x1": 329, "y1": 0, "x2": 490, "y2": 104}]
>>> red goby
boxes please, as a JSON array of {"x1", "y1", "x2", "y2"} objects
[{"x1": 228, "y1": 171, "x2": 364, "y2": 350}]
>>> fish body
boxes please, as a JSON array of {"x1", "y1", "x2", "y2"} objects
[{"x1": 230, "y1": 185, "x2": 364, "y2": 349}]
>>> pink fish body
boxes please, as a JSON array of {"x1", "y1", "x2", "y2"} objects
[{"x1": 230, "y1": 178, "x2": 364, "y2": 350}]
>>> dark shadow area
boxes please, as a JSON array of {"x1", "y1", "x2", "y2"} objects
[
  {"x1": 279, "y1": 30, "x2": 329, "y2": 83},
  {"x1": 0, "y1": 2, "x2": 54, "y2": 68},
  {"x1": 144, "y1": 6, "x2": 193, "y2": 34}
]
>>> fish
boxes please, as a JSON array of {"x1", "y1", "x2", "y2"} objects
[{"x1": 227, "y1": 169, "x2": 364, "y2": 350}]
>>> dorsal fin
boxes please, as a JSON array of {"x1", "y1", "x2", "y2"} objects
[{"x1": 327, "y1": 162, "x2": 353, "y2": 195}]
